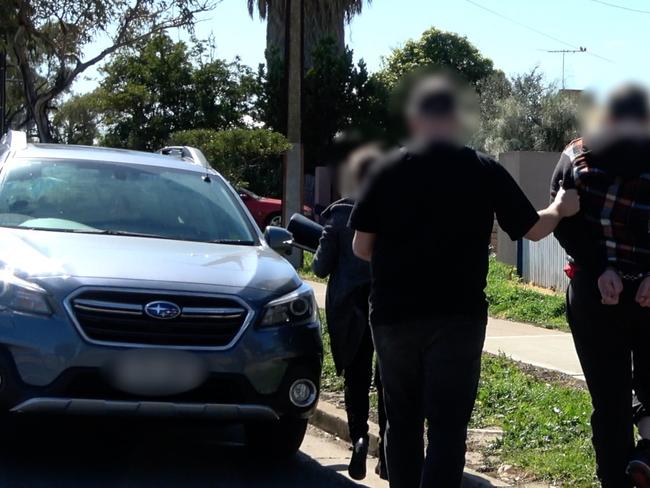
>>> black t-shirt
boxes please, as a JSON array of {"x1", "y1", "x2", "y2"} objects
[{"x1": 349, "y1": 142, "x2": 540, "y2": 326}]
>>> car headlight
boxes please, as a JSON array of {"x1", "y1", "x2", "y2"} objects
[
  {"x1": 259, "y1": 285, "x2": 318, "y2": 328},
  {"x1": 0, "y1": 269, "x2": 51, "y2": 315}
]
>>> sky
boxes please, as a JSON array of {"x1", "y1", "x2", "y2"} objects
[{"x1": 74, "y1": 0, "x2": 650, "y2": 97}]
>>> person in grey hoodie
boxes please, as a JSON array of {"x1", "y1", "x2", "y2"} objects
[{"x1": 312, "y1": 145, "x2": 387, "y2": 481}]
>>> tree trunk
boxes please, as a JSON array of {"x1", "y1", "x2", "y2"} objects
[
  {"x1": 33, "y1": 98, "x2": 53, "y2": 142},
  {"x1": 265, "y1": 0, "x2": 345, "y2": 71},
  {"x1": 10, "y1": 29, "x2": 54, "y2": 142}
]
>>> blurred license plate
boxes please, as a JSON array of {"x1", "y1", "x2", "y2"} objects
[{"x1": 106, "y1": 349, "x2": 208, "y2": 396}]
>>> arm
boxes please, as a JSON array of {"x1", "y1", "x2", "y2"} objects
[
  {"x1": 550, "y1": 148, "x2": 606, "y2": 273},
  {"x1": 352, "y1": 231, "x2": 376, "y2": 262},
  {"x1": 312, "y1": 220, "x2": 339, "y2": 279},
  {"x1": 525, "y1": 187, "x2": 580, "y2": 242}
]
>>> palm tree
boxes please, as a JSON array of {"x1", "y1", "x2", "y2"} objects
[{"x1": 247, "y1": 0, "x2": 371, "y2": 69}]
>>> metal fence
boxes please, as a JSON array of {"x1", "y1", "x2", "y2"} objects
[{"x1": 520, "y1": 236, "x2": 569, "y2": 292}]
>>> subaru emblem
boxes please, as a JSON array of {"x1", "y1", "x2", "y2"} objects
[{"x1": 144, "y1": 301, "x2": 181, "y2": 320}]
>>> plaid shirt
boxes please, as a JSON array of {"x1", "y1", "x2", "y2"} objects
[{"x1": 560, "y1": 138, "x2": 650, "y2": 274}]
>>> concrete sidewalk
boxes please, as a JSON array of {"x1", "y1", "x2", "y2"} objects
[{"x1": 306, "y1": 280, "x2": 583, "y2": 381}]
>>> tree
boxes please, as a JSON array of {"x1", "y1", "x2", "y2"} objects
[
  {"x1": 375, "y1": 28, "x2": 496, "y2": 89},
  {"x1": 478, "y1": 68, "x2": 580, "y2": 155},
  {"x1": 168, "y1": 128, "x2": 291, "y2": 196},
  {"x1": 258, "y1": 37, "x2": 377, "y2": 171},
  {"x1": 364, "y1": 27, "x2": 500, "y2": 144},
  {"x1": 52, "y1": 93, "x2": 99, "y2": 145},
  {"x1": 95, "y1": 34, "x2": 260, "y2": 151},
  {"x1": 247, "y1": 0, "x2": 371, "y2": 69},
  {"x1": 2, "y1": 0, "x2": 217, "y2": 142}
]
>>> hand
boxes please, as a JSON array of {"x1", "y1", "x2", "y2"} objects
[
  {"x1": 636, "y1": 276, "x2": 650, "y2": 307},
  {"x1": 598, "y1": 269, "x2": 623, "y2": 305},
  {"x1": 553, "y1": 185, "x2": 581, "y2": 218}
]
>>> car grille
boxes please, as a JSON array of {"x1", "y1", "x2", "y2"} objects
[{"x1": 68, "y1": 290, "x2": 250, "y2": 348}]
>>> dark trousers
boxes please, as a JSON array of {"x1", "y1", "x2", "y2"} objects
[
  {"x1": 344, "y1": 326, "x2": 386, "y2": 454},
  {"x1": 372, "y1": 316, "x2": 486, "y2": 488},
  {"x1": 567, "y1": 271, "x2": 650, "y2": 488}
]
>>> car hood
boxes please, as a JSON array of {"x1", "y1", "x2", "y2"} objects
[{"x1": 0, "y1": 228, "x2": 301, "y2": 293}]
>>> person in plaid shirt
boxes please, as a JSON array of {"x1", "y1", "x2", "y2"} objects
[{"x1": 552, "y1": 85, "x2": 650, "y2": 488}]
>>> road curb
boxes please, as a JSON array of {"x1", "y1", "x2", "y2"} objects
[{"x1": 310, "y1": 399, "x2": 510, "y2": 487}]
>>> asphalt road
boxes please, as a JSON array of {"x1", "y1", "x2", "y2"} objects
[{"x1": 0, "y1": 419, "x2": 385, "y2": 488}]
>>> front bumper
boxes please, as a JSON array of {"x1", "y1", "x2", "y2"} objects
[
  {"x1": 0, "y1": 280, "x2": 323, "y2": 420},
  {"x1": 11, "y1": 398, "x2": 279, "y2": 421}
]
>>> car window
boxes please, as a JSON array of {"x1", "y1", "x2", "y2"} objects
[{"x1": 0, "y1": 158, "x2": 257, "y2": 244}]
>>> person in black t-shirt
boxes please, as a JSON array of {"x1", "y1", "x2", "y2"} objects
[{"x1": 349, "y1": 75, "x2": 580, "y2": 488}]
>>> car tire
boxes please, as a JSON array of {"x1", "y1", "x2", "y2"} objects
[
  {"x1": 266, "y1": 213, "x2": 282, "y2": 228},
  {"x1": 246, "y1": 416, "x2": 308, "y2": 460}
]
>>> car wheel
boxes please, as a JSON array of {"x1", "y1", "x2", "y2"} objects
[
  {"x1": 246, "y1": 416, "x2": 308, "y2": 460},
  {"x1": 266, "y1": 213, "x2": 282, "y2": 228}
]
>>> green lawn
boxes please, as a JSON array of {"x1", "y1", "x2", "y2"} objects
[
  {"x1": 473, "y1": 354, "x2": 596, "y2": 486},
  {"x1": 486, "y1": 258, "x2": 569, "y2": 331}
]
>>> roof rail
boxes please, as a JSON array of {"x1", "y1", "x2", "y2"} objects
[{"x1": 0, "y1": 130, "x2": 28, "y2": 151}]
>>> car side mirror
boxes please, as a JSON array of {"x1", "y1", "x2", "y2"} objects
[
  {"x1": 239, "y1": 193, "x2": 250, "y2": 201},
  {"x1": 264, "y1": 226, "x2": 294, "y2": 255}
]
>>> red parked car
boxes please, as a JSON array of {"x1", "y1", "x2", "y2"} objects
[{"x1": 237, "y1": 188, "x2": 312, "y2": 230}]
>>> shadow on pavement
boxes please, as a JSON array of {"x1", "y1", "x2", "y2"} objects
[{"x1": 0, "y1": 417, "x2": 364, "y2": 488}]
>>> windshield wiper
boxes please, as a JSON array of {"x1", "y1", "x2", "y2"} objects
[
  {"x1": 91, "y1": 229, "x2": 173, "y2": 240},
  {"x1": 209, "y1": 239, "x2": 256, "y2": 246}
]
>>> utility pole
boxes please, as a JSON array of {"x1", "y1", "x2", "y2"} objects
[
  {"x1": 546, "y1": 47, "x2": 587, "y2": 89},
  {"x1": 283, "y1": 0, "x2": 304, "y2": 267}
]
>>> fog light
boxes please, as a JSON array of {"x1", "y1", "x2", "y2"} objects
[{"x1": 289, "y1": 379, "x2": 317, "y2": 408}]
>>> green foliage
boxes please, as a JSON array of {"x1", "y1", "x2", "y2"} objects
[
  {"x1": 375, "y1": 28, "x2": 496, "y2": 90},
  {"x1": 52, "y1": 94, "x2": 99, "y2": 145},
  {"x1": 96, "y1": 34, "x2": 260, "y2": 151},
  {"x1": 474, "y1": 355, "x2": 596, "y2": 486},
  {"x1": 3, "y1": 0, "x2": 215, "y2": 142},
  {"x1": 486, "y1": 258, "x2": 568, "y2": 331},
  {"x1": 168, "y1": 129, "x2": 291, "y2": 196},
  {"x1": 258, "y1": 38, "x2": 381, "y2": 170},
  {"x1": 299, "y1": 252, "x2": 327, "y2": 284},
  {"x1": 478, "y1": 68, "x2": 580, "y2": 155},
  {"x1": 367, "y1": 27, "x2": 499, "y2": 143}
]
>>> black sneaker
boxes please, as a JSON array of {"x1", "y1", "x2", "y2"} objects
[
  {"x1": 627, "y1": 439, "x2": 650, "y2": 488},
  {"x1": 348, "y1": 437, "x2": 368, "y2": 481}
]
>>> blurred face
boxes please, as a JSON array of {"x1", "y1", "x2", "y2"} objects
[{"x1": 408, "y1": 113, "x2": 461, "y2": 143}]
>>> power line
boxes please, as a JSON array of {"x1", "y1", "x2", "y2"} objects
[
  {"x1": 588, "y1": 0, "x2": 650, "y2": 14},
  {"x1": 464, "y1": 0, "x2": 615, "y2": 64}
]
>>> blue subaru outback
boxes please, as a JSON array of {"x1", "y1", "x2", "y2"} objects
[{"x1": 0, "y1": 131, "x2": 322, "y2": 457}]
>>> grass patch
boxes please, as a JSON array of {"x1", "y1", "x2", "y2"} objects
[
  {"x1": 319, "y1": 310, "x2": 595, "y2": 486},
  {"x1": 486, "y1": 258, "x2": 568, "y2": 331},
  {"x1": 473, "y1": 354, "x2": 596, "y2": 486},
  {"x1": 319, "y1": 310, "x2": 344, "y2": 393},
  {"x1": 299, "y1": 252, "x2": 327, "y2": 284}
]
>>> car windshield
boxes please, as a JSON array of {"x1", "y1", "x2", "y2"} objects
[{"x1": 0, "y1": 158, "x2": 257, "y2": 245}]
